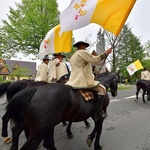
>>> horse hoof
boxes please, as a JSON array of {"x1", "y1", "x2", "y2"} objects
[
  {"x1": 135, "y1": 99, "x2": 138, "y2": 102},
  {"x1": 98, "y1": 145, "x2": 102, "y2": 150},
  {"x1": 86, "y1": 123, "x2": 90, "y2": 128},
  {"x1": 3, "y1": 137, "x2": 12, "y2": 144},
  {"x1": 67, "y1": 133, "x2": 73, "y2": 139},
  {"x1": 62, "y1": 121, "x2": 67, "y2": 126},
  {"x1": 86, "y1": 137, "x2": 93, "y2": 147},
  {"x1": 95, "y1": 145, "x2": 102, "y2": 150}
]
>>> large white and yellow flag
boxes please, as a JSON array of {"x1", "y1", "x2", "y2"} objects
[
  {"x1": 126, "y1": 60, "x2": 144, "y2": 76},
  {"x1": 60, "y1": 0, "x2": 136, "y2": 36},
  {"x1": 38, "y1": 25, "x2": 72, "y2": 60}
]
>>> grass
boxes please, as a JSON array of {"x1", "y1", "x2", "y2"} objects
[{"x1": 118, "y1": 84, "x2": 133, "y2": 90}]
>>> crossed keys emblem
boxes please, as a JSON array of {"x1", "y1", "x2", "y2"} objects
[
  {"x1": 43, "y1": 39, "x2": 50, "y2": 49},
  {"x1": 129, "y1": 66, "x2": 135, "y2": 72},
  {"x1": 74, "y1": 0, "x2": 87, "y2": 20}
]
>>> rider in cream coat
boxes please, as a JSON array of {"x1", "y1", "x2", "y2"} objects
[
  {"x1": 141, "y1": 68, "x2": 150, "y2": 80},
  {"x1": 48, "y1": 53, "x2": 70, "y2": 83},
  {"x1": 66, "y1": 41, "x2": 112, "y2": 121},
  {"x1": 35, "y1": 55, "x2": 50, "y2": 82}
]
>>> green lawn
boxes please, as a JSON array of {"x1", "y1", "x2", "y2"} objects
[{"x1": 118, "y1": 85, "x2": 133, "y2": 90}]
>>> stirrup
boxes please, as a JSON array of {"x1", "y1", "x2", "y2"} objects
[
  {"x1": 101, "y1": 110, "x2": 108, "y2": 118},
  {"x1": 94, "y1": 110, "x2": 108, "y2": 121}
]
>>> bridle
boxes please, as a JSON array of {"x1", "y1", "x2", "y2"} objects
[{"x1": 98, "y1": 76, "x2": 118, "y2": 93}]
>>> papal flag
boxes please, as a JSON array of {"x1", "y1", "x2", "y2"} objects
[
  {"x1": 60, "y1": 0, "x2": 136, "y2": 36},
  {"x1": 126, "y1": 60, "x2": 144, "y2": 76},
  {"x1": 38, "y1": 25, "x2": 72, "y2": 60}
]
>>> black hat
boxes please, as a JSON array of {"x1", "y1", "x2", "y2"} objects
[
  {"x1": 73, "y1": 41, "x2": 89, "y2": 48},
  {"x1": 43, "y1": 55, "x2": 50, "y2": 60},
  {"x1": 53, "y1": 53, "x2": 66, "y2": 58}
]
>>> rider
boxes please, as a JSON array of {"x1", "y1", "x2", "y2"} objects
[
  {"x1": 141, "y1": 68, "x2": 150, "y2": 81},
  {"x1": 66, "y1": 41, "x2": 112, "y2": 121},
  {"x1": 35, "y1": 55, "x2": 50, "y2": 82},
  {"x1": 48, "y1": 53, "x2": 70, "y2": 83}
]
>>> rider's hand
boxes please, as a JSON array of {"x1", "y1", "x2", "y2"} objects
[
  {"x1": 56, "y1": 62, "x2": 60, "y2": 67},
  {"x1": 105, "y1": 48, "x2": 112, "y2": 55}
]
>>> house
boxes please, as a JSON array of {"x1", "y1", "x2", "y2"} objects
[{"x1": 0, "y1": 58, "x2": 36, "y2": 81}]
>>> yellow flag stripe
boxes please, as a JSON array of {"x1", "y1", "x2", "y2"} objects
[
  {"x1": 54, "y1": 25, "x2": 72, "y2": 53},
  {"x1": 133, "y1": 59, "x2": 143, "y2": 70},
  {"x1": 91, "y1": 0, "x2": 136, "y2": 36}
]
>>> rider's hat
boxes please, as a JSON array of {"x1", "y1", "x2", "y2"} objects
[
  {"x1": 53, "y1": 53, "x2": 66, "y2": 58},
  {"x1": 43, "y1": 55, "x2": 50, "y2": 60},
  {"x1": 73, "y1": 41, "x2": 89, "y2": 48}
]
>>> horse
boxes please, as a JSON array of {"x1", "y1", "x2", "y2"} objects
[
  {"x1": 135, "y1": 79, "x2": 150, "y2": 103},
  {"x1": 66, "y1": 72, "x2": 118, "y2": 138},
  {"x1": 0, "y1": 80, "x2": 49, "y2": 142},
  {"x1": 6, "y1": 72, "x2": 118, "y2": 150},
  {"x1": 0, "y1": 78, "x2": 88, "y2": 143}
]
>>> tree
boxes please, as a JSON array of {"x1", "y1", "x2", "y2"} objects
[
  {"x1": 9, "y1": 66, "x2": 30, "y2": 80},
  {"x1": 104, "y1": 24, "x2": 145, "y2": 71},
  {"x1": 0, "y1": 0, "x2": 60, "y2": 59},
  {"x1": 143, "y1": 41, "x2": 150, "y2": 59}
]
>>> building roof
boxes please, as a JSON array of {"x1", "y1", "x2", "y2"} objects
[{"x1": 2, "y1": 59, "x2": 36, "y2": 76}]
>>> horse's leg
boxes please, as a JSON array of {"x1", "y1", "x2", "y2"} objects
[
  {"x1": 142, "y1": 90, "x2": 146, "y2": 103},
  {"x1": 1, "y1": 111, "x2": 10, "y2": 137},
  {"x1": 2, "y1": 112, "x2": 13, "y2": 144},
  {"x1": 62, "y1": 121, "x2": 67, "y2": 126},
  {"x1": 20, "y1": 125, "x2": 57, "y2": 150},
  {"x1": 66, "y1": 122, "x2": 73, "y2": 138},
  {"x1": 19, "y1": 136, "x2": 43, "y2": 150},
  {"x1": 135, "y1": 87, "x2": 140, "y2": 101},
  {"x1": 24, "y1": 126, "x2": 30, "y2": 139},
  {"x1": 86, "y1": 120, "x2": 97, "y2": 147},
  {"x1": 84, "y1": 119, "x2": 90, "y2": 128},
  {"x1": 43, "y1": 128, "x2": 57, "y2": 150},
  {"x1": 94, "y1": 120, "x2": 104, "y2": 150},
  {"x1": 10, "y1": 123, "x2": 24, "y2": 150}
]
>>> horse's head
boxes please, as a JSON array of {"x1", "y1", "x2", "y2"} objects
[
  {"x1": 109, "y1": 75, "x2": 118, "y2": 97},
  {"x1": 57, "y1": 74, "x2": 70, "y2": 84},
  {"x1": 96, "y1": 72, "x2": 118, "y2": 97}
]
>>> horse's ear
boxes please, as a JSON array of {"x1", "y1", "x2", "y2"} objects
[{"x1": 91, "y1": 50, "x2": 98, "y2": 56}]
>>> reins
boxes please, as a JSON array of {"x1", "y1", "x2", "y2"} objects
[{"x1": 98, "y1": 77, "x2": 116, "y2": 93}]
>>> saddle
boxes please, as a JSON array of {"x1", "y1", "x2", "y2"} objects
[{"x1": 78, "y1": 89, "x2": 96, "y2": 101}]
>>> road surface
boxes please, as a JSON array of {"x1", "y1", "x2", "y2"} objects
[{"x1": 0, "y1": 85, "x2": 150, "y2": 150}]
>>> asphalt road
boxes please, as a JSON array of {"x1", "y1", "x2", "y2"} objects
[{"x1": 0, "y1": 85, "x2": 150, "y2": 150}]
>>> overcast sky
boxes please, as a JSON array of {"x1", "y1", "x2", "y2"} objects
[
  {"x1": 0, "y1": 0, "x2": 150, "y2": 62},
  {"x1": 57, "y1": 0, "x2": 150, "y2": 45}
]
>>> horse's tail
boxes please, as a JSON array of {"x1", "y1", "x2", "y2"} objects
[
  {"x1": 0, "y1": 82, "x2": 11, "y2": 98},
  {"x1": 6, "y1": 87, "x2": 37, "y2": 124}
]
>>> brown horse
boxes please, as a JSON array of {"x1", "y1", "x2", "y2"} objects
[{"x1": 6, "y1": 72, "x2": 118, "y2": 150}]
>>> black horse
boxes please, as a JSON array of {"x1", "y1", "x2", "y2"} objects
[
  {"x1": 6, "y1": 72, "x2": 118, "y2": 150},
  {"x1": 66, "y1": 72, "x2": 118, "y2": 138},
  {"x1": 0, "y1": 80, "x2": 49, "y2": 140},
  {"x1": 0, "y1": 78, "x2": 87, "y2": 142},
  {"x1": 135, "y1": 79, "x2": 150, "y2": 103}
]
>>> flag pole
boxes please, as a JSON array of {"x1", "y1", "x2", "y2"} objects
[{"x1": 98, "y1": 35, "x2": 118, "y2": 73}]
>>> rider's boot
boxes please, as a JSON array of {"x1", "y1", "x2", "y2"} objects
[{"x1": 94, "y1": 95, "x2": 107, "y2": 121}]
